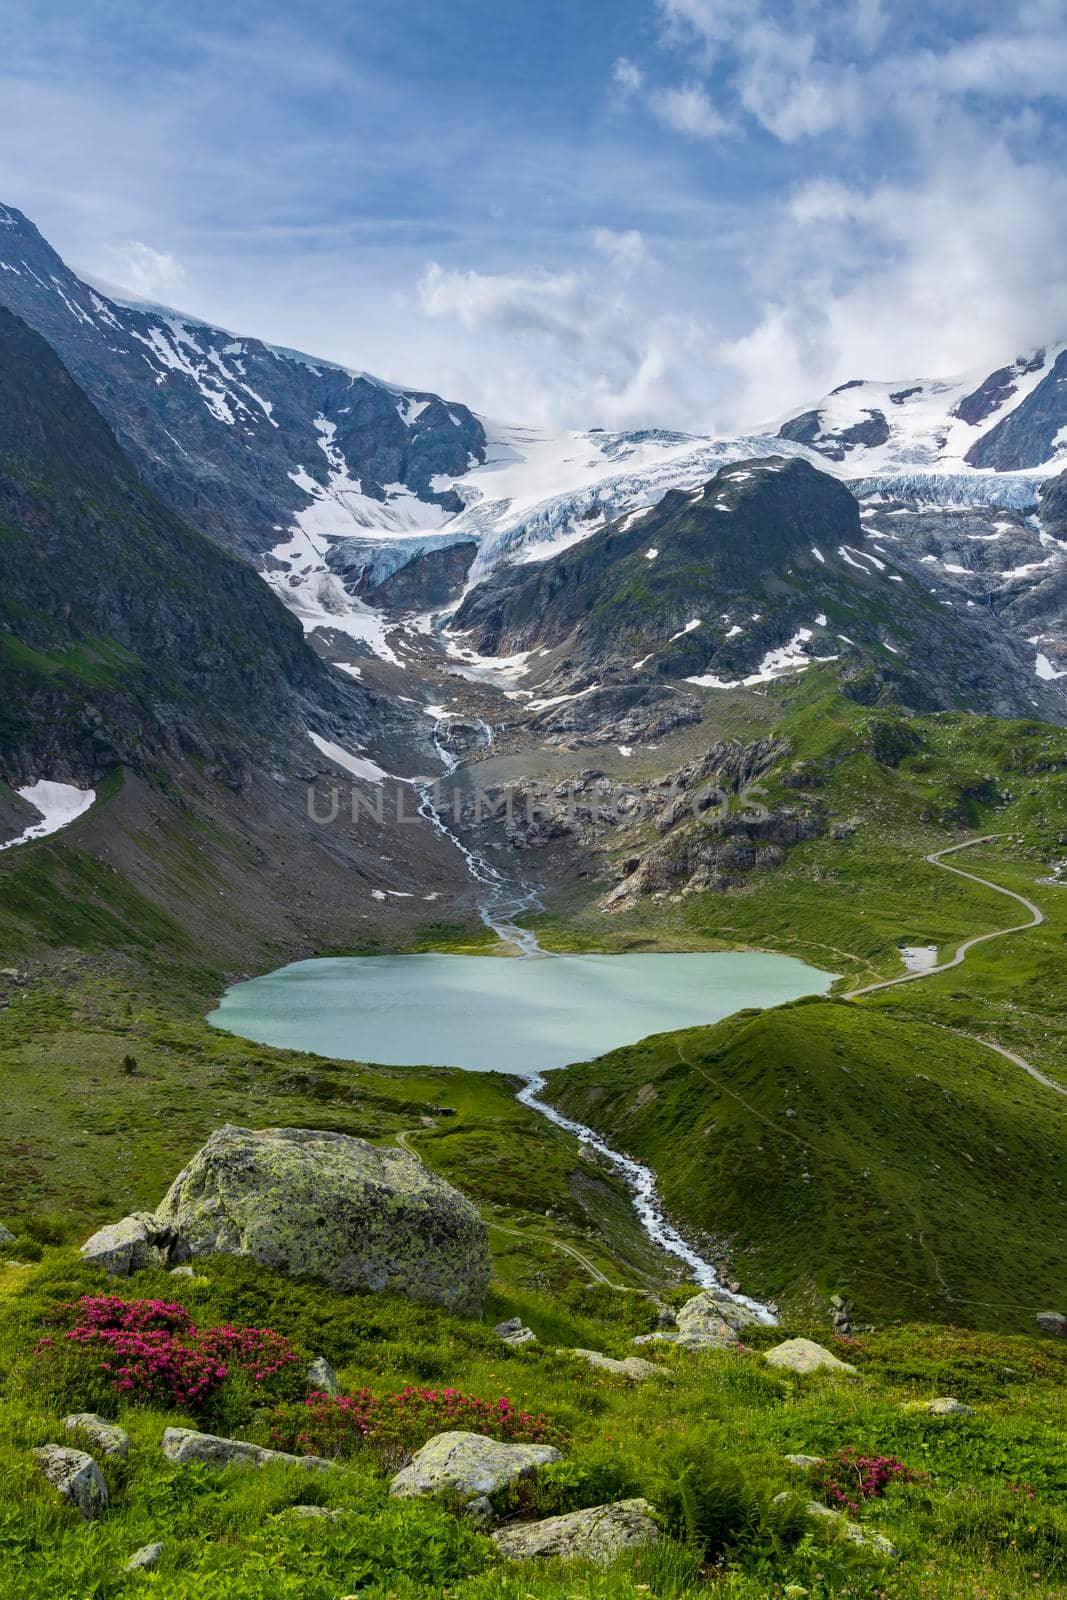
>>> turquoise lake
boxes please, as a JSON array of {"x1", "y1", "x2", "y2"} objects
[{"x1": 207, "y1": 950, "x2": 835, "y2": 1074}]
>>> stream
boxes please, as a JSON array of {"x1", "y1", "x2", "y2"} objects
[{"x1": 414, "y1": 717, "x2": 779, "y2": 1321}]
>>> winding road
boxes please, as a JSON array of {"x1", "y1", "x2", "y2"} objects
[{"x1": 844, "y1": 834, "x2": 1066, "y2": 1099}]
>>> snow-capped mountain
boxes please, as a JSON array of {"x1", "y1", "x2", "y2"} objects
[{"x1": 773, "y1": 348, "x2": 1067, "y2": 476}]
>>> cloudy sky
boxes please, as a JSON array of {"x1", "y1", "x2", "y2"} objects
[{"x1": 3, "y1": 0, "x2": 1066, "y2": 432}]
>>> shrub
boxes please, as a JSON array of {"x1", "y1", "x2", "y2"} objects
[
  {"x1": 265, "y1": 1385, "x2": 570, "y2": 1464},
  {"x1": 812, "y1": 1446, "x2": 925, "y2": 1515},
  {"x1": 656, "y1": 1437, "x2": 803, "y2": 1564},
  {"x1": 33, "y1": 1295, "x2": 302, "y2": 1414}
]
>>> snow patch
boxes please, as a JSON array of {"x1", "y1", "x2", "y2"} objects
[{"x1": 0, "y1": 781, "x2": 95, "y2": 852}]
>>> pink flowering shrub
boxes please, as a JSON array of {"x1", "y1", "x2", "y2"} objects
[
  {"x1": 33, "y1": 1295, "x2": 301, "y2": 1414},
  {"x1": 811, "y1": 1446, "x2": 925, "y2": 1516},
  {"x1": 266, "y1": 1385, "x2": 570, "y2": 1464}
]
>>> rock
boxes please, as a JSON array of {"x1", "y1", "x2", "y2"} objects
[
  {"x1": 161, "y1": 1427, "x2": 332, "y2": 1472},
  {"x1": 170, "y1": 1264, "x2": 195, "y2": 1278},
  {"x1": 559, "y1": 1348, "x2": 665, "y2": 1382},
  {"x1": 389, "y1": 1431, "x2": 561, "y2": 1509},
  {"x1": 905, "y1": 1397, "x2": 973, "y2": 1416},
  {"x1": 125, "y1": 1543, "x2": 163, "y2": 1571},
  {"x1": 307, "y1": 1356, "x2": 340, "y2": 1397},
  {"x1": 63, "y1": 1413, "x2": 130, "y2": 1459},
  {"x1": 495, "y1": 1318, "x2": 537, "y2": 1347},
  {"x1": 1036, "y1": 1311, "x2": 1067, "y2": 1337},
  {"x1": 676, "y1": 1287, "x2": 761, "y2": 1336},
  {"x1": 634, "y1": 1321, "x2": 739, "y2": 1352},
  {"x1": 80, "y1": 1211, "x2": 173, "y2": 1277},
  {"x1": 278, "y1": 1505, "x2": 352, "y2": 1522},
  {"x1": 152, "y1": 1125, "x2": 490, "y2": 1316},
  {"x1": 491, "y1": 1499, "x2": 659, "y2": 1565},
  {"x1": 0, "y1": 1222, "x2": 16, "y2": 1247},
  {"x1": 32, "y1": 1444, "x2": 109, "y2": 1520},
  {"x1": 784, "y1": 1454, "x2": 824, "y2": 1468},
  {"x1": 765, "y1": 1338, "x2": 856, "y2": 1376},
  {"x1": 773, "y1": 1495, "x2": 897, "y2": 1558}
]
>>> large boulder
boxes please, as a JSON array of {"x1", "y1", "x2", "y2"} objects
[
  {"x1": 389, "y1": 1431, "x2": 561, "y2": 1513},
  {"x1": 765, "y1": 1338, "x2": 856, "y2": 1376},
  {"x1": 152, "y1": 1125, "x2": 490, "y2": 1315},
  {"x1": 32, "y1": 1445, "x2": 109, "y2": 1520},
  {"x1": 676, "y1": 1288, "x2": 762, "y2": 1337},
  {"x1": 1036, "y1": 1311, "x2": 1067, "y2": 1337},
  {"x1": 161, "y1": 1427, "x2": 332, "y2": 1471},
  {"x1": 492, "y1": 1499, "x2": 659, "y2": 1564}
]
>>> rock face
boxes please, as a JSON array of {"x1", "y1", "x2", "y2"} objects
[
  {"x1": 560, "y1": 1348, "x2": 665, "y2": 1382},
  {"x1": 1036, "y1": 1311, "x2": 1067, "y2": 1337},
  {"x1": 63, "y1": 1413, "x2": 130, "y2": 1459},
  {"x1": 765, "y1": 1338, "x2": 857, "y2": 1376},
  {"x1": 32, "y1": 1444, "x2": 109, "y2": 1519},
  {"x1": 120, "y1": 1124, "x2": 491, "y2": 1316},
  {"x1": 389, "y1": 1432, "x2": 562, "y2": 1510},
  {"x1": 161, "y1": 1427, "x2": 332, "y2": 1472},
  {"x1": 491, "y1": 1499, "x2": 659, "y2": 1564}
]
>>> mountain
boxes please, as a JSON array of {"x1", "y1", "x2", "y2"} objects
[
  {"x1": 451, "y1": 456, "x2": 1067, "y2": 725},
  {"x1": 774, "y1": 347, "x2": 1067, "y2": 474},
  {"x1": 0, "y1": 202, "x2": 485, "y2": 563}
]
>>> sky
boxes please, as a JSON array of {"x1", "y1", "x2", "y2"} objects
[{"x1": 3, "y1": 0, "x2": 1067, "y2": 433}]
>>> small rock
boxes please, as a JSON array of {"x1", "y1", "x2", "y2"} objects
[
  {"x1": 169, "y1": 1264, "x2": 195, "y2": 1278},
  {"x1": 0, "y1": 1222, "x2": 16, "y2": 1247},
  {"x1": 727, "y1": 1280, "x2": 742, "y2": 1295},
  {"x1": 80, "y1": 1212, "x2": 172, "y2": 1277},
  {"x1": 558, "y1": 1347, "x2": 666, "y2": 1382},
  {"x1": 389, "y1": 1431, "x2": 561, "y2": 1510},
  {"x1": 161, "y1": 1427, "x2": 332, "y2": 1471},
  {"x1": 492, "y1": 1498, "x2": 659, "y2": 1565},
  {"x1": 307, "y1": 1355, "x2": 340, "y2": 1397},
  {"x1": 784, "y1": 1454, "x2": 824, "y2": 1468},
  {"x1": 765, "y1": 1338, "x2": 856, "y2": 1376},
  {"x1": 773, "y1": 1495, "x2": 897, "y2": 1558},
  {"x1": 125, "y1": 1543, "x2": 163, "y2": 1571},
  {"x1": 1036, "y1": 1311, "x2": 1067, "y2": 1337},
  {"x1": 32, "y1": 1444, "x2": 109, "y2": 1520},
  {"x1": 905, "y1": 1397, "x2": 973, "y2": 1416},
  {"x1": 64, "y1": 1413, "x2": 130, "y2": 1459},
  {"x1": 278, "y1": 1505, "x2": 352, "y2": 1522},
  {"x1": 494, "y1": 1318, "x2": 537, "y2": 1347},
  {"x1": 465, "y1": 1495, "x2": 494, "y2": 1526}
]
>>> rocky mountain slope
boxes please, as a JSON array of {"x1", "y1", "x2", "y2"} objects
[{"x1": 451, "y1": 457, "x2": 1067, "y2": 726}]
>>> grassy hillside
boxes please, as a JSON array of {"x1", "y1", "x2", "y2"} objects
[
  {"x1": 1, "y1": 1251, "x2": 1065, "y2": 1599},
  {"x1": 543, "y1": 1000, "x2": 1067, "y2": 1329}
]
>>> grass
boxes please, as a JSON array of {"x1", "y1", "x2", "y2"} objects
[
  {"x1": 542, "y1": 998, "x2": 1067, "y2": 1329},
  {"x1": 1, "y1": 1252, "x2": 1066, "y2": 1598}
]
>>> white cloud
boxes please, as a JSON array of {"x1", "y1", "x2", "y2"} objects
[
  {"x1": 612, "y1": 57, "x2": 644, "y2": 97},
  {"x1": 106, "y1": 240, "x2": 187, "y2": 301},
  {"x1": 590, "y1": 227, "x2": 649, "y2": 270},
  {"x1": 650, "y1": 82, "x2": 730, "y2": 138}
]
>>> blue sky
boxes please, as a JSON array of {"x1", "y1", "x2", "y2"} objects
[{"x1": 3, "y1": 0, "x2": 1067, "y2": 430}]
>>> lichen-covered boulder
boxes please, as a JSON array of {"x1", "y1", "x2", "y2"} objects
[
  {"x1": 560, "y1": 1348, "x2": 666, "y2": 1382},
  {"x1": 676, "y1": 1287, "x2": 762, "y2": 1336},
  {"x1": 765, "y1": 1338, "x2": 856, "y2": 1375},
  {"x1": 64, "y1": 1413, "x2": 130, "y2": 1459},
  {"x1": 306, "y1": 1356, "x2": 340, "y2": 1397},
  {"x1": 80, "y1": 1212, "x2": 173, "y2": 1277},
  {"x1": 905, "y1": 1397, "x2": 973, "y2": 1416},
  {"x1": 153, "y1": 1125, "x2": 491, "y2": 1315},
  {"x1": 389, "y1": 1431, "x2": 561, "y2": 1508},
  {"x1": 492, "y1": 1499, "x2": 659, "y2": 1564},
  {"x1": 32, "y1": 1444, "x2": 109, "y2": 1520},
  {"x1": 161, "y1": 1427, "x2": 332, "y2": 1472}
]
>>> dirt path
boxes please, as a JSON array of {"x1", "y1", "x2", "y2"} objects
[
  {"x1": 844, "y1": 834, "x2": 1066, "y2": 1099},
  {"x1": 393, "y1": 1127, "x2": 622, "y2": 1285}
]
